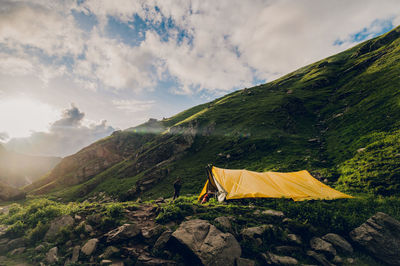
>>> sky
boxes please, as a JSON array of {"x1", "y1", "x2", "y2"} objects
[{"x1": 0, "y1": 0, "x2": 399, "y2": 157}]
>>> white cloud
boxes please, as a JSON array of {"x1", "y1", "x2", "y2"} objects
[{"x1": 113, "y1": 99, "x2": 155, "y2": 113}]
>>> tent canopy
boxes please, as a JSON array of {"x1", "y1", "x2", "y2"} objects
[{"x1": 198, "y1": 166, "x2": 353, "y2": 202}]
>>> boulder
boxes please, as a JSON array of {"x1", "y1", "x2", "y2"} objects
[
  {"x1": 45, "y1": 215, "x2": 74, "y2": 240},
  {"x1": 153, "y1": 230, "x2": 172, "y2": 255},
  {"x1": 274, "y1": 245, "x2": 302, "y2": 255},
  {"x1": 322, "y1": 233, "x2": 353, "y2": 254},
  {"x1": 310, "y1": 237, "x2": 336, "y2": 259},
  {"x1": 235, "y1": 257, "x2": 255, "y2": 266},
  {"x1": 258, "y1": 252, "x2": 298, "y2": 265},
  {"x1": 71, "y1": 245, "x2": 80, "y2": 262},
  {"x1": 142, "y1": 225, "x2": 165, "y2": 241},
  {"x1": 262, "y1": 209, "x2": 285, "y2": 219},
  {"x1": 214, "y1": 216, "x2": 234, "y2": 233},
  {"x1": 171, "y1": 219, "x2": 241, "y2": 266},
  {"x1": 105, "y1": 223, "x2": 141, "y2": 243},
  {"x1": 136, "y1": 254, "x2": 176, "y2": 265},
  {"x1": 46, "y1": 247, "x2": 58, "y2": 264},
  {"x1": 306, "y1": 250, "x2": 334, "y2": 266},
  {"x1": 287, "y1": 233, "x2": 302, "y2": 245},
  {"x1": 240, "y1": 225, "x2": 273, "y2": 246},
  {"x1": 350, "y1": 212, "x2": 400, "y2": 265},
  {"x1": 101, "y1": 246, "x2": 120, "y2": 259},
  {"x1": 81, "y1": 238, "x2": 99, "y2": 256}
]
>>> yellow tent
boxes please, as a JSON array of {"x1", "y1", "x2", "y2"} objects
[{"x1": 198, "y1": 166, "x2": 353, "y2": 202}]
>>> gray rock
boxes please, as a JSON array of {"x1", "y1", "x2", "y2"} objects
[
  {"x1": 45, "y1": 215, "x2": 74, "y2": 240},
  {"x1": 333, "y1": 255, "x2": 343, "y2": 264},
  {"x1": 236, "y1": 257, "x2": 255, "y2": 266},
  {"x1": 152, "y1": 230, "x2": 172, "y2": 255},
  {"x1": 81, "y1": 238, "x2": 99, "y2": 256},
  {"x1": 240, "y1": 224, "x2": 273, "y2": 246},
  {"x1": 105, "y1": 223, "x2": 141, "y2": 243},
  {"x1": 142, "y1": 225, "x2": 165, "y2": 241},
  {"x1": 262, "y1": 209, "x2": 285, "y2": 218},
  {"x1": 274, "y1": 245, "x2": 302, "y2": 255},
  {"x1": 101, "y1": 260, "x2": 113, "y2": 265},
  {"x1": 310, "y1": 237, "x2": 337, "y2": 259},
  {"x1": 101, "y1": 246, "x2": 120, "y2": 259},
  {"x1": 46, "y1": 247, "x2": 58, "y2": 264},
  {"x1": 74, "y1": 214, "x2": 82, "y2": 221},
  {"x1": 9, "y1": 247, "x2": 25, "y2": 256},
  {"x1": 71, "y1": 245, "x2": 80, "y2": 262},
  {"x1": 214, "y1": 216, "x2": 234, "y2": 233},
  {"x1": 306, "y1": 250, "x2": 334, "y2": 266},
  {"x1": 35, "y1": 244, "x2": 45, "y2": 252},
  {"x1": 136, "y1": 254, "x2": 176, "y2": 265},
  {"x1": 259, "y1": 252, "x2": 298, "y2": 265},
  {"x1": 287, "y1": 233, "x2": 302, "y2": 245},
  {"x1": 350, "y1": 212, "x2": 400, "y2": 265},
  {"x1": 110, "y1": 262, "x2": 124, "y2": 266},
  {"x1": 6, "y1": 237, "x2": 26, "y2": 251},
  {"x1": 322, "y1": 233, "x2": 353, "y2": 254},
  {"x1": 171, "y1": 219, "x2": 241, "y2": 266}
]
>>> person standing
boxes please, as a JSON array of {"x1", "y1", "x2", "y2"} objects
[{"x1": 173, "y1": 178, "x2": 182, "y2": 200}]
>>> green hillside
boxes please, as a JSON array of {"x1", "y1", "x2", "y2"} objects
[{"x1": 27, "y1": 25, "x2": 400, "y2": 201}]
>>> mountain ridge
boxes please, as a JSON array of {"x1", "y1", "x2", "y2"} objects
[{"x1": 26, "y1": 25, "x2": 400, "y2": 200}]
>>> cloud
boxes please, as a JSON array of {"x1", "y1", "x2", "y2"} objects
[
  {"x1": 5, "y1": 104, "x2": 115, "y2": 157},
  {"x1": 113, "y1": 99, "x2": 155, "y2": 113}
]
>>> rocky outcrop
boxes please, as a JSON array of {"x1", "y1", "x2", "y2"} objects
[
  {"x1": 350, "y1": 212, "x2": 400, "y2": 265},
  {"x1": 171, "y1": 219, "x2": 241, "y2": 266},
  {"x1": 104, "y1": 223, "x2": 141, "y2": 243},
  {"x1": 310, "y1": 237, "x2": 336, "y2": 259},
  {"x1": 81, "y1": 238, "x2": 99, "y2": 256},
  {"x1": 322, "y1": 233, "x2": 353, "y2": 254},
  {"x1": 259, "y1": 252, "x2": 298, "y2": 265},
  {"x1": 45, "y1": 215, "x2": 74, "y2": 240}
]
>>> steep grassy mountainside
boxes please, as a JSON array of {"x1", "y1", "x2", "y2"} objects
[
  {"x1": 27, "y1": 26, "x2": 400, "y2": 200},
  {"x1": 0, "y1": 144, "x2": 61, "y2": 188}
]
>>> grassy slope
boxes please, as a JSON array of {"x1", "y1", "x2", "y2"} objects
[{"x1": 36, "y1": 26, "x2": 400, "y2": 201}]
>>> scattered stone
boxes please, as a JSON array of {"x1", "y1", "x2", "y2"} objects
[
  {"x1": 87, "y1": 213, "x2": 103, "y2": 226},
  {"x1": 65, "y1": 240, "x2": 72, "y2": 247},
  {"x1": 236, "y1": 257, "x2": 255, "y2": 266},
  {"x1": 259, "y1": 252, "x2": 298, "y2": 265},
  {"x1": 101, "y1": 246, "x2": 120, "y2": 259},
  {"x1": 71, "y1": 245, "x2": 80, "y2": 263},
  {"x1": 214, "y1": 216, "x2": 234, "y2": 233},
  {"x1": 322, "y1": 233, "x2": 353, "y2": 254},
  {"x1": 346, "y1": 258, "x2": 355, "y2": 264},
  {"x1": 333, "y1": 255, "x2": 343, "y2": 264},
  {"x1": 154, "y1": 197, "x2": 165, "y2": 204},
  {"x1": 142, "y1": 225, "x2": 165, "y2": 241},
  {"x1": 101, "y1": 260, "x2": 112, "y2": 265},
  {"x1": 287, "y1": 233, "x2": 302, "y2": 245},
  {"x1": 110, "y1": 262, "x2": 124, "y2": 266},
  {"x1": 136, "y1": 254, "x2": 176, "y2": 265},
  {"x1": 310, "y1": 237, "x2": 337, "y2": 259},
  {"x1": 7, "y1": 237, "x2": 27, "y2": 251},
  {"x1": 171, "y1": 219, "x2": 241, "y2": 266},
  {"x1": 9, "y1": 247, "x2": 25, "y2": 256},
  {"x1": 74, "y1": 214, "x2": 82, "y2": 221},
  {"x1": 350, "y1": 212, "x2": 400, "y2": 265},
  {"x1": 307, "y1": 250, "x2": 334, "y2": 266},
  {"x1": 153, "y1": 230, "x2": 172, "y2": 255},
  {"x1": 35, "y1": 244, "x2": 45, "y2": 252},
  {"x1": 105, "y1": 223, "x2": 141, "y2": 243},
  {"x1": 357, "y1": 148, "x2": 366, "y2": 153},
  {"x1": 240, "y1": 224, "x2": 274, "y2": 246},
  {"x1": 275, "y1": 245, "x2": 302, "y2": 255},
  {"x1": 81, "y1": 238, "x2": 99, "y2": 256},
  {"x1": 45, "y1": 215, "x2": 74, "y2": 240},
  {"x1": 46, "y1": 247, "x2": 58, "y2": 264}
]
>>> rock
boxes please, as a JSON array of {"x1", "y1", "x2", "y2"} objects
[
  {"x1": 101, "y1": 246, "x2": 120, "y2": 259},
  {"x1": 274, "y1": 245, "x2": 302, "y2": 255},
  {"x1": 46, "y1": 247, "x2": 58, "y2": 264},
  {"x1": 110, "y1": 262, "x2": 124, "y2": 266},
  {"x1": 9, "y1": 247, "x2": 25, "y2": 256},
  {"x1": 350, "y1": 212, "x2": 400, "y2": 265},
  {"x1": 345, "y1": 258, "x2": 355, "y2": 264},
  {"x1": 310, "y1": 237, "x2": 336, "y2": 259},
  {"x1": 136, "y1": 254, "x2": 176, "y2": 265},
  {"x1": 322, "y1": 233, "x2": 353, "y2": 254},
  {"x1": 142, "y1": 225, "x2": 165, "y2": 241},
  {"x1": 7, "y1": 237, "x2": 26, "y2": 251},
  {"x1": 307, "y1": 250, "x2": 334, "y2": 266},
  {"x1": 236, "y1": 257, "x2": 255, "y2": 266},
  {"x1": 71, "y1": 245, "x2": 80, "y2": 262},
  {"x1": 87, "y1": 213, "x2": 103, "y2": 226},
  {"x1": 81, "y1": 238, "x2": 99, "y2": 256},
  {"x1": 153, "y1": 230, "x2": 172, "y2": 255},
  {"x1": 240, "y1": 225, "x2": 273, "y2": 246},
  {"x1": 258, "y1": 252, "x2": 298, "y2": 265},
  {"x1": 101, "y1": 260, "x2": 113, "y2": 265},
  {"x1": 262, "y1": 209, "x2": 285, "y2": 219},
  {"x1": 35, "y1": 244, "x2": 45, "y2": 252},
  {"x1": 45, "y1": 215, "x2": 74, "y2": 240},
  {"x1": 65, "y1": 240, "x2": 72, "y2": 247},
  {"x1": 214, "y1": 216, "x2": 234, "y2": 233},
  {"x1": 287, "y1": 233, "x2": 302, "y2": 245},
  {"x1": 74, "y1": 214, "x2": 82, "y2": 221},
  {"x1": 105, "y1": 223, "x2": 141, "y2": 243},
  {"x1": 171, "y1": 219, "x2": 241, "y2": 266},
  {"x1": 333, "y1": 255, "x2": 343, "y2": 264}
]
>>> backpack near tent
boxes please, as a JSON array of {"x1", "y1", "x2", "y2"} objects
[{"x1": 198, "y1": 165, "x2": 353, "y2": 202}]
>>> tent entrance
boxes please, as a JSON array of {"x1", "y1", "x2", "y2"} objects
[{"x1": 198, "y1": 165, "x2": 227, "y2": 202}]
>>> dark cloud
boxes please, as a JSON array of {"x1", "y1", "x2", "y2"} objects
[{"x1": 5, "y1": 105, "x2": 115, "y2": 157}]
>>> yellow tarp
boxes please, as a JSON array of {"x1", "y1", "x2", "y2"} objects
[{"x1": 198, "y1": 166, "x2": 353, "y2": 201}]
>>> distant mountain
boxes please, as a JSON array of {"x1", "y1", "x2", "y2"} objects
[
  {"x1": 0, "y1": 144, "x2": 61, "y2": 188},
  {"x1": 26, "y1": 25, "x2": 400, "y2": 200}
]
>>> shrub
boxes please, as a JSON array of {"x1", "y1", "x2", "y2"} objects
[
  {"x1": 27, "y1": 221, "x2": 49, "y2": 244},
  {"x1": 6, "y1": 220, "x2": 26, "y2": 238}
]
